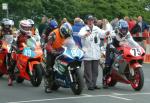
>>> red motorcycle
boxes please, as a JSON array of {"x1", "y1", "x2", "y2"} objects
[
  {"x1": 105, "y1": 38, "x2": 145, "y2": 91},
  {"x1": 0, "y1": 35, "x2": 14, "y2": 77},
  {"x1": 0, "y1": 40, "x2": 8, "y2": 77},
  {"x1": 11, "y1": 37, "x2": 43, "y2": 87}
]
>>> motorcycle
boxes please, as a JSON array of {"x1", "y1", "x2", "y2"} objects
[
  {"x1": 11, "y1": 37, "x2": 43, "y2": 87},
  {"x1": 45, "y1": 37, "x2": 84, "y2": 95},
  {"x1": 0, "y1": 35, "x2": 14, "y2": 77},
  {"x1": 105, "y1": 37, "x2": 145, "y2": 91}
]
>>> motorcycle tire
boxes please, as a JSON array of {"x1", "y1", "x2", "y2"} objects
[
  {"x1": 131, "y1": 67, "x2": 144, "y2": 91},
  {"x1": 16, "y1": 76, "x2": 24, "y2": 83},
  {"x1": 70, "y1": 68, "x2": 84, "y2": 95},
  {"x1": 108, "y1": 78, "x2": 117, "y2": 87},
  {"x1": 30, "y1": 64, "x2": 42, "y2": 87},
  {"x1": 0, "y1": 72, "x2": 3, "y2": 77}
]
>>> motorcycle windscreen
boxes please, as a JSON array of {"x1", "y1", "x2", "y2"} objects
[
  {"x1": 63, "y1": 37, "x2": 84, "y2": 60},
  {"x1": 3, "y1": 35, "x2": 14, "y2": 45},
  {"x1": 2, "y1": 35, "x2": 14, "y2": 52},
  {"x1": 119, "y1": 35, "x2": 145, "y2": 57},
  {"x1": 26, "y1": 37, "x2": 43, "y2": 57}
]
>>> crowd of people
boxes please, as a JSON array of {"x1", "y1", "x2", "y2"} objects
[{"x1": 0, "y1": 14, "x2": 149, "y2": 93}]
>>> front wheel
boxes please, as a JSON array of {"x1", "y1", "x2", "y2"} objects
[
  {"x1": 30, "y1": 64, "x2": 43, "y2": 87},
  {"x1": 70, "y1": 68, "x2": 84, "y2": 95},
  {"x1": 131, "y1": 67, "x2": 144, "y2": 91}
]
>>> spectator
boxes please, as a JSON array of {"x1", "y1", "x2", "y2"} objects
[
  {"x1": 72, "y1": 17, "x2": 84, "y2": 48},
  {"x1": 97, "y1": 20, "x2": 103, "y2": 29},
  {"x1": 61, "y1": 18, "x2": 68, "y2": 24},
  {"x1": 38, "y1": 15, "x2": 48, "y2": 36},
  {"x1": 101, "y1": 19, "x2": 113, "y2": 46},
  {"x1": 93, "y1": 17, "x2": 98, "y2": 26},
  {"x1": 130, "y1": 16, "x2": 149, "y2": 49},
  {"x1": 110, "y1": 17, "x2": 119, "y2": 30},
  {"x1": 128, "y1": 18, "x2": 136, "y2": 32},
  {"x1": 78, "y1": 14, "x2": 106, "y2": 90},
  {"x1": 102, "y1": 19, "x2": 113, "y2": 32}
]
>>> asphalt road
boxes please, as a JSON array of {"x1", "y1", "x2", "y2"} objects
[{"x1": 0, "y1": 64, "x2": 150, "y2": 103}]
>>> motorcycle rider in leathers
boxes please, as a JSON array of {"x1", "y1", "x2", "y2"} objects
[
  {"x1": 44, "y1": 22, "x2": 73, "y2": 93},
  {"x1": 103, "y1": 19, "x2": 133, "y2": 88}
]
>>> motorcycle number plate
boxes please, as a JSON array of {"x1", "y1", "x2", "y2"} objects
[
  {"x1": 71, "y1": 48, "x2": 78, "y2": 57},
  {"x1": 23, "y1": 49, "x2": 32, "y2": 57},
  {"x1": 23, "y1": 48, "x2": 36, "y2": 57},
  {"x1": 130, "y1": 48, "x2": 141, "y2": 56}
]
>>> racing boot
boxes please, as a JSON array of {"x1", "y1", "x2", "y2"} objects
[{"x1": 102, "y1": 66, "x2": 111, "y2": 89}]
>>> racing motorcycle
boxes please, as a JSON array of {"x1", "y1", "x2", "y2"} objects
[
  {"x1": 105, "y1": 37, "x2": 145, "y2": 91},
  {"x1": 11, "y1": 37, "x2": 43, "y2": 87},
  {"x1": 44, "y1": 38, "x2": 84, "y2": 95},
  {"x1": 0, "y1": 35, "x2": 14, "y2": 77}
]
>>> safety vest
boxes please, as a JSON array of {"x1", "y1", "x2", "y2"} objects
[{"x1": 52, "y1": 29, "x2": 65, "y2": 49}]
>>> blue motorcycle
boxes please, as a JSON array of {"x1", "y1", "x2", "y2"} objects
[{"x1": 45, "y1": 38, "x2": 84, "y2": 95}]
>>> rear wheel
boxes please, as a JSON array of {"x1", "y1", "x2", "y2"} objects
[
  {"x1": 70, "y1": 67, "x2": 84, "y2": 95},
  {"x1": 0, "y1": 72, "x2": 3, "y2": 77},
  {"x1": 30, "y1": 64, "x2": 43, "y2": 87},
  {"x1": 131, "y1": 67, "x2": 144, "y2": 91},
  {"x1": 105, "y1": 75, "x2": 117, "y2": 87}
]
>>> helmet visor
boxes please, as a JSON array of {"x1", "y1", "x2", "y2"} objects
[
  {"x1": 120, "y1": 27, "x2": 128, "y2": 37},
  {"x1": 21, "y1": 25, "x2": 32, "y2": 31}
]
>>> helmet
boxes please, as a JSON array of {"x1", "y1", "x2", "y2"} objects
[
  {"x1": 49, "y1": 19, "x2": 58, "y2": 30},
  {"x1": 19, "y1": 19, "x2": 32, "y2": 35},
  {"x1": 60, "y1": 22, "x2": 73, "y2": 38},
  {"x1": 117, "y1": 19, "x2": 128, "y2": 37},
  {"x1": 27, "y1": 19, "x2": 34, "y2": 27},
  {"x1": 85, "y1": 14, "x2": 94, "y2": 21},
  {"x1": 1, "y1": 18, "x2": 14, "y2": 29},
  {"x1": 115, "y1": 19, "x2": 129, "y2": 41}
]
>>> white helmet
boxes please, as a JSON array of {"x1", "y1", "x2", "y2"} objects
[
  {"x1": 27, "y1": 19, "x2": 34, "y2": 27},
  {"x1": 19, "y1": 19, "x2": 32, "y2": 35},
  {"x1": 1, "y1": 18, "x2": 14, "y2": 28}
]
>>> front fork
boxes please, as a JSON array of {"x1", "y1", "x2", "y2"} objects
[
  {"x1": 68, "y1": 67, "x2": 73, "y2": 82},
  {"x1": 28, "y1": 61, "x2": 40, "y2": 76},
  {"x1": 68, "y1": 66, "x2": 80, "y2": 83},
  {"x1": 129, "y1": 63, "x2": 142, "y2": 76}
]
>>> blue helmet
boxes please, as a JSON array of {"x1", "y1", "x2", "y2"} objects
[
  {"x1": 60, "y1": 22, "x2": 73, "y2": 38},
  {"x1": 117, "y1": 19, "x2": 129, "y2": 37},
  {"x1": 49, "y1": 19, "x2": 58, "y2": 30}
]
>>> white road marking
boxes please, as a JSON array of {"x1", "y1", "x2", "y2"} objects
[
  {"x1": 8, "y1": 95, "x2": 107, "y2": 103},
  {"x1": 8, "y1": 92, "x2": 150, "y2": 103},
  {"x1": 107, "y1": 95, "x2": 132, "y2": 100},
  {"x1": 113, "y1": 92, "x2": 150, "y2": 96},
  {"x1": 81, "y1": 94, "x2": 93, "y2": 97}
]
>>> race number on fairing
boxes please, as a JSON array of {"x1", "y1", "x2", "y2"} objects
[
  {"x1": 130, "y1": 48, "x2": 141, "y2": 56},
  {"x1": 71, "y1": 48, "x2": 78, "y2": 57},
  {"x1": 23, "y1": 48, "x2": 36, "y2": 57}
]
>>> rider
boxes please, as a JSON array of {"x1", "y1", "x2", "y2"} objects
[
  {"x1": 44, "y1": 19, "x2": 58, "y2": 43},
  {"x1": 0, "y1": 18, "x2": 15, "y2": 86},
  {"x1": 7, "y1": 19, "x2": 33, "y2": 86},
  {"x1": 103, "y1": 19, "x2": 131, "y2": 88},
  {"x1": 44, "y1": 22, "x2": 73, "y2": 93},
  {"x1": 0, "y1": 18, "x2": 14, "y2": 38}
]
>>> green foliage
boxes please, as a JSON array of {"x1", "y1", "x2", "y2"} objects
[{"x1": 0, "y1": 0, "x2": 150, "y2": 25}]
